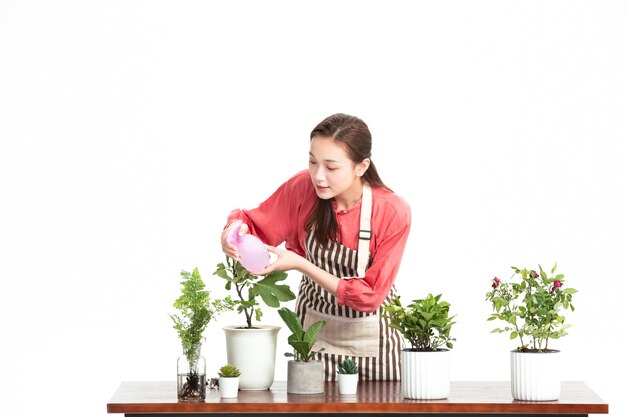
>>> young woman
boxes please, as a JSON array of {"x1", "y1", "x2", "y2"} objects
[{"x1": 220, "y1": 113, "x2": 411, "y2": 381}]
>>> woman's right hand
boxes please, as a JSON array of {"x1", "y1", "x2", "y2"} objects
[{"x1": 220, "y1": 221, "x2": 249, "y2": 259}]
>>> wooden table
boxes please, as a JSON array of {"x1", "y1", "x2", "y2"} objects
[{"x1": 107, "y1": 381, "x2": 608, "y2": 416}]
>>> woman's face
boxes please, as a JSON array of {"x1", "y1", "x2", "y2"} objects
[{"x1": 308, "y1": 136, "x2": 367, "y2": 201}]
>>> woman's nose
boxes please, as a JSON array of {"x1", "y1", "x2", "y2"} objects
[{"x1": 313, "y1": 168, "x2": 326, "y2": 183}]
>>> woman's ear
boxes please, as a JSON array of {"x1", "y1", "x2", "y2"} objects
[{"x1": 357, "y1": 158, "x2": 371, "y2": 177}]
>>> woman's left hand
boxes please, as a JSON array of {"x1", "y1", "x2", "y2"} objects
[{"x1": 256, "y1": 245, "x2": 305, "y2": 275}]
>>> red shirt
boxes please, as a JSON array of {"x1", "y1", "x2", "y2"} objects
[{"x1": 227, "y1": 170, "x2": 411, "y2": 313}]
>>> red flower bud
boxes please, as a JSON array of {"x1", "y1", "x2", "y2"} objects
[
  {"x1": 531, "y1": 270, "x2": 539, "y2": 278},
  {"x1": 553, "y1": 280, "x2": 562, "y2": 289},
  {"x1": 492, "y1": 277, "x2": 501, "y2": 288}
]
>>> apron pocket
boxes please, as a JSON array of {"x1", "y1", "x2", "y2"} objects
[{"x1": 303, "y1": 307, "x2": 380, "y2": 358}]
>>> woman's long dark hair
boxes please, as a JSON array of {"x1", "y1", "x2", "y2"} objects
[{"x1": 305, "y1": 113, "x2": 390, "y2": 247}]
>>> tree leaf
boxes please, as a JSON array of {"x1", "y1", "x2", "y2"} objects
[{"x1": 253, "y1": 272, "x2": 296, "y2": 307}]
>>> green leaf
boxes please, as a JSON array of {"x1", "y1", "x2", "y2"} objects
[
  {"x1": 214, "y1": 268, "x2": 232, "y2": 281},
  {"x1": 278, "y1": 307, "x2": 304, "y2": 337},
  {"x1": 510, "y1": 331, "x2": 519, "y2": 340},
  {"x1": 303, "y1": 320, "x2": 326, "y2": 345},
  {"x1": 253, "y1": 272, "x2": 296, "y2": 307}
]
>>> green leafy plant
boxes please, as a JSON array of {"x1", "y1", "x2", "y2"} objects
[
  {"x1": 170, "y1": 267, "x2": 233, "y2": 400},
  {"x1": 218, "y1": 364, "x2": 241, "y2": 378},
  {"x1": 486, "y1": 263, "x2": 577, "y2": 352},
  {"x1": 383, "y1": 293, "x2": 456, "y2": 351},
  {"x1": 337, "y1": 358, "x2": 358, "y2": 375},
  {"x1": 170, "y1": 267, "x2": 233, "y2": 353},
  {"x1": 278, "y1": 307, "x2": 326, "y2": 362},
  {"x1": 214, "y1": 256, "x2": 296, "y2": 328}
]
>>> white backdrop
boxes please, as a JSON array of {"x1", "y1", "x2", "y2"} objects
[{"x1": 1, "y1": 1, "x2": 624, "y2": 416}]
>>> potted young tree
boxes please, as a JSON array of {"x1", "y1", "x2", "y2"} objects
[
  {"x1": 336, "y1": 359, "x2": 359, "y2": 395},
  {"x1": 214, "y1": 256, "x2": 296, "y2": 390},
  {"x1": 383, "y1": 293, "x2": 456, "y2": 400},
  {"x1": 487, "y1": 263, "x2": 577, "y2": 401},
  {"x1": 278, "y1": 307, "x2": 326, "y2": 394},
  {"x1": 218, "y1": 364, "x2": 241, "y2": 398},
  {"x1": 170, "y1": 268, "x2": 232, "y2": 402}
]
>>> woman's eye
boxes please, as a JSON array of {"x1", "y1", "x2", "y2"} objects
[
  {"x1": 327, "y1": 167, "x2": 337, "y2": 171},
  {"x1": 309, "y1": 160, "x2": 317, "y2": 165}
]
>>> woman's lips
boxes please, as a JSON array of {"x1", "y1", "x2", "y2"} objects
[{"x1": 316, "y1": 185, "x2": 330, "y2": 192}]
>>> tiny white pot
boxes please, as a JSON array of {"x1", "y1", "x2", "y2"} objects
[
  {"x1": 219, "y1": 377, "x2": 240, "y2": 398},
  {"x1": 401, "y1": 349, "x2": 450, "y2": 400},
  {"x1": 510, "y1": 350, "x2": 560, "y2": 401},
  {"x1": 223, "y1": 325, "x2": 280, "y2": 390},
  {"x1": 337, "y1": 373, "x2": 358, "y2": 395}
]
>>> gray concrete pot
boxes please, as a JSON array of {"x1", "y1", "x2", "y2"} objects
[{"x1": 287, "y1": 360, "x2": 324, "y2": 394}]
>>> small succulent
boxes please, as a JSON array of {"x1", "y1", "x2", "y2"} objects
[
  {"x1": 337, "y1": 358, "x2": 358, "y2": 375},
  {"x1": 218, "y1": 364, "x2": 241, "y2": 378}
]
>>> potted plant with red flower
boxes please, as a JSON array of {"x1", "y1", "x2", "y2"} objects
[{"x1": 486, "y1": 263, "x2": 577, "y2": 401}]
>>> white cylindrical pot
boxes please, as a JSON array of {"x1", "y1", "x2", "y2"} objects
[
  {"x1": 287, "y1": 360, "x2": 324, "y2": 394},
  {"x1": 219, "y1": 377, "x2": 240, "y2": 398},
  {"x1": 401, "y1": 349, "x2": 450, "y2": 400},
  {"x1": 223, "y1": 325, "x2": 280, "y2": 390},
  {"x1": 510, "y1": 350, "x2": 560, "y2": 401},
  {"x1": 337, "y1": 373, "x2": 359, "y2": 395}
]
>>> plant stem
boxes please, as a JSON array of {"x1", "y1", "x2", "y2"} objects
[
  {"x1": 235, "y1": 282, "x2": 252, "y2": 328},
  {"x1": 502, "y1": 292, "x2": 524, "y2": 348}
]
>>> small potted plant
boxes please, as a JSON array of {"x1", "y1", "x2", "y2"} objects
[
  {"x1": 278, "y1": 307, "x2": 326, "y2": 394},
  {"x1": 170, "y1": 268, "x2": 232, "y2": 402},
  {"x1": 383, "y1": 293, "x2": 456, "y2": 400},
  {"x1": 214, "y1": 256, "x2": 296, "y2": 390},
  {"x1": 487, "y1": 263, "x2": 577, "y2": 401},
  {"x1": 218, "y1": 364, "x2": 241, "y2": 398},
  {"x1": 336, "y1": 359, "x2": 359, "y2": 395}
]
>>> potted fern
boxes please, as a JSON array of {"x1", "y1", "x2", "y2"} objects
[
  {"x1": 383, "y1": 293, "x2": 456, "y2": 400},
  {"x1": 218, "y1": 364, "x2": 241, "y2": 398},
  {"x1": 336, "y1": 359, "x2": 359, "y2": 395},
  {"x1": 214, "y1": 256, "x2": 296, "y2": 390},
  {"x1": 487, "y1": 263, "x2": 577, "y2": 401},
  {"x1": 278, "y1": 307, "x2": 326, "y2": 394},
  {"x1": 170, "y1": 268, "x2": 232, "y2": 402}
]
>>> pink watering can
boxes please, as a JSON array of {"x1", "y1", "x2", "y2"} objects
[{"x1": 226, "y1": 220, "x2": 270, "y2": 274}]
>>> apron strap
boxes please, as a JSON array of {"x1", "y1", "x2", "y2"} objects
[{"x1": 356, "y1": 184, "x2": 372, "y2": 278}]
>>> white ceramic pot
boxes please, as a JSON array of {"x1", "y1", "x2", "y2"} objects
[
  {"x1": 337, "y1": 373, "x2": 359, "y2": 395},
  {"x1": 510, "y1": 350, "x2": 560, "y2": 401},
  {"x1": 223, "y1": 325, "x2": 280, "y2": 390},
  {"x1": 401, "y1": 349, "x2": 450, "y2": 400},
  {"x1": 287, "y1": 360, "x2": 324, "y2": 394},
  {"x1": 219, "y1": 377, "x2": 240, "y2": 398}
]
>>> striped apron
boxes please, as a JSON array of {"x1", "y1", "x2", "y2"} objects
[{"x1": 294, "y1": 185, "x2": 402, "y2": 381}]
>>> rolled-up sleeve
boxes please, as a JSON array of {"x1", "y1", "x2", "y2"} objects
[
  {"x1": 225, "y1": 170, "x2": 313, "y2": 256},
  {"x1": 336, "y1": 198, "x2": 411, "y2": 312}
]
